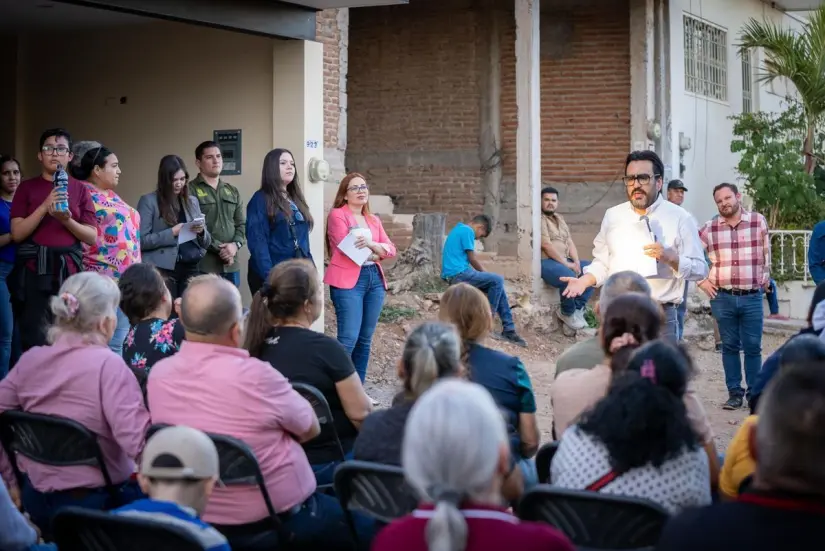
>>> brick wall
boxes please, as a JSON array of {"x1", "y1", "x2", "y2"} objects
[
  {"x1": 316, "y1": 9, "x2": 342, "y2": 151},
  {"x1": 346, "y1": 0, "x2": 484, "y2": 226}
]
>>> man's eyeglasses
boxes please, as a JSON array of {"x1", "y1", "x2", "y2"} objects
[
  {"x1": 348, "y1": 185, "x2": 368, "y2": 193},
  {"x1": 623, "y1": 174, "x2": 660, "y2": 188},
  {"x1": 41, "y1": 145, "x2": 70, "y2": 156}
]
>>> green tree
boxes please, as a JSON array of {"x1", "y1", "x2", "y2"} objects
[{"x1": 738, "y1": 7, "x2": 825, "y2": 174}]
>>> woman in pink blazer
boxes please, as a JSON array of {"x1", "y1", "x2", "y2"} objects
[{"x1": 325, "y1": 173, "x2": 396, "y2": 385}]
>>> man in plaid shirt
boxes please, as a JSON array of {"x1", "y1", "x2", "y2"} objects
[{"x1": 698, "y1": 183, "x2": 771, "y2": 410}]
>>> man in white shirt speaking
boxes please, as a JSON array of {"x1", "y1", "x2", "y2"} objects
[{"x1": 561, "y1": 150, "x2": 707, "y2": 341}]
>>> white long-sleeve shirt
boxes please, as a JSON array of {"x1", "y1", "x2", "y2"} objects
[{"x1": 583, "y1": 195, "x2": 708, "y2": 304}]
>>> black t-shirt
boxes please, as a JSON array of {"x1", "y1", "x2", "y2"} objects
[
  {"x1": 656, "y1": 489, "x2": 825, "y2": 551},
  {"x1": 122, "y1": 317, "x2": 185, "y2": 389},
  {"x1": 352, "y1": 401, "x2": 416, "y2": 467},
  {"x1": 176, "y1": 199, "x2": 201, "y2": 264},
  {"x1": 258, "y1": 326, "x2": 357, "y2": 464}
]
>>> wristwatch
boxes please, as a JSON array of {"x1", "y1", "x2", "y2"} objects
[{"x1": 234, "y1": 241, "x2": 243, "y2": 250}]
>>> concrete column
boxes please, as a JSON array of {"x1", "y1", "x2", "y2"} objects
[
  {"x1": 629, "y1": 0, "x2": 655, "y2": 152},
  {"x1": 515, "y1": 0, "x2": 541, "y2": 292},
  {"x1": 272, "y1": 39, "x2": 326, "y2": 330}
]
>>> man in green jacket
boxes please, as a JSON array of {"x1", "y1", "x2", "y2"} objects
[{"x1": 189, "y1": 141, "x2": 246, "y2": 287}]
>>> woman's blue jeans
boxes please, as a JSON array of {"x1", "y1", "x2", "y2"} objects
[
  {"x1": 330, "y1": 265, "x2": 386, "y2": 382},
  {"x1": 108, "y1": 308, "x2": 131, "y2": 357},
  {"x1": 0, "y1": 261, "x2": 20, "y2": 378}
]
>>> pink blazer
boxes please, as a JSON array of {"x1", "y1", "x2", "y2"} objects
[{"x1": 324, "y1": 206, "x2": 397, "y2": 290}]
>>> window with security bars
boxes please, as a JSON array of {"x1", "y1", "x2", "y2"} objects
[
  {"x1": 742, "y1": 49, "x2": 753, "y2": 113},
  {"x1": 684, "y1": 15, "x2": 728, "y2": 101}
]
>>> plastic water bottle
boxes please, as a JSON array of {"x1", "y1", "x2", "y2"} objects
[{"x1": 53, "y1": 164, "x2": 69, "y2": 213}]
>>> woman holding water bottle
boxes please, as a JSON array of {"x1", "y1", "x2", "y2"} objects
[
  {"x1": 325, "y1": 173, "x2": 396, "y2": 388},
  {"x1": 8, "y1": 128, "x2": 97, "y2": 353},
  {"x1": 75, "y1": 146, "x2": 142, "y2": 355}
]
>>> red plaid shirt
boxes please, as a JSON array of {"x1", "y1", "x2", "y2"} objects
[{"x1": 699, "y1": 210, "x2": 771, "y2": 290}]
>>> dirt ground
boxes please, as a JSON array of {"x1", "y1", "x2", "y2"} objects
[{"x1": 325, "y1": 297, "x2": 786, "y2": 451}]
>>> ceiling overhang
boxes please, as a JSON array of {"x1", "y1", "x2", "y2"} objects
[
  {"x1": 286, "y1": 0, "x2": 408, "y2": 8},
  {"x1": 770, "y1": 0, "x2": 818, "y2": 11}
]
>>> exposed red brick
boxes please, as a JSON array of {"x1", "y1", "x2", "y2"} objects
[{"x1": 316, "y1": 9, "x2": 342, "y2": 150}]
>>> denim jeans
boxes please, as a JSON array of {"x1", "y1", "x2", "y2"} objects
[
  {"x1": 220, "y1": 271, "x2": 241, "y2": 288},
  {"x1": 518, "y1": 458, "x2": 539, "y2": 488},
  {"x1": 450, "y1": 268, "x2": 515, "y2": 333},
  {"x1": 108, "y1": 308, "x2": 131, "y2": 357},
  {"x1": 765, "y1": 279, "x2": 779, "y2": 315},
  {"x1": 330, "y1": 264, "x2": 386, "y2": 382},
  {"x1": 540, "y1": 258, "x2": 594, "y2": 316},
  {"x1": 710, "y1": 291, "x2": 764, "y2": 397},
  {"x1": 216, "y1": 492, "x2": 374, "y2": 551},
  {"x1": 0, "y1": 261, "x2": 17, "y2": 378},
  {"x1": 661, "y1": 302, "x2": 679, "y2": 342},
  {"x1": 311, "y1": 450, "x2": 353, "y2": 487},
  {"x1": 22, "y1": 477, "x2": 144, "y2": 536},
  {"x1": 676, "y1": 282, "x2": 689, "y2": 341}
]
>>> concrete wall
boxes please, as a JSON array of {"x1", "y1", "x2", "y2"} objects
[{"x1": 667, "y1": 0, "x2": 803, "y2": 226}]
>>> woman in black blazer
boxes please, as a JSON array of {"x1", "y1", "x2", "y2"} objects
[{"x1": 137, "y1": 155, "x2": 211, "y2": 299}]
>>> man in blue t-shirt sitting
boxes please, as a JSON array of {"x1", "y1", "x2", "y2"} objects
[
  {"x1": 113, "y1": 426, "x2": 230, "y2": 551},
  {"x1": 441, "y1": 214, "x2": 527, "y2": 347}
]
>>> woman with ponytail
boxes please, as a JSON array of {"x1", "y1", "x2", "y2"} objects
[
  {"x1": 242, "y1": 258, "x2": 371, "y2": 486},
  {"x1": 373, "y1": 379, "x2": 574, "y2": 551},
  {"x1": 438, "y1": 283, "x2": 540, "y2": 493},
  {"x1": 552, "y1": 340, "x2": 711, "y2": 513},
  {"x1": 353, "y1": 321, "x2": 462, "y2": 466}
]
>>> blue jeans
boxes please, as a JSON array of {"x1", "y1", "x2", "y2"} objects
[
  {"x1": 22, "y1": 477, "x2": 144, "y2": 535},
  {"x1": 710, "y1": 291, "x2": 764, "y2": 397},
  {"x1": 330, "y1": 265, "x2": 386, "y2": 382},
  {"x1": 108, "y1": 308, "x2": 130, "y2": 357},
  {"x1": 450, "y1": 268, "x2": 515, "y2": 333},
  {"x1": 765, "y1": 279, "x2": 779, "y2": 315},
  {"x1": 220, "y1": 271, "x2": 241, "y2": 288},
  {"x1": 676, "y1": 282, "x2": 689, "y2": 341},
  {"x1": 540, "y1": 258, "x2": 594, "y2": 315},
  {"x1": 0, "y1": 261, "x2": 18, "y2": 378},
  {"x1": 312, "y1": 451, "x2": 353, "y2": 487},
  {"x1": 518, "y1": 458, "x2": 539, "y2": 488},
  {"x1": 661, "y1": 302, "x2": 679, "y2": 342}
]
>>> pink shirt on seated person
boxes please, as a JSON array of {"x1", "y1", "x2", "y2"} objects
[
  {"x1": 146, "y1": 341, "x2": 317, "y2": 525},
  {"x1": 0, "y1": 333, "x2": 149, "y2": 492}
]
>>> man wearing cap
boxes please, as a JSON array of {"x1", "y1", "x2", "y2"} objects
[{"x1": 113, "y1": 425, "x2": 230, "y2": 551}]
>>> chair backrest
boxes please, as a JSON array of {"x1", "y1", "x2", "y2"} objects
[
  {"x1": 0, "y1": 410, "x2": 114, "y2": 489},
  {"x1": 333, "y1": 460, "x2": 418, "y2": 524},
  {"x1": 53, "y1": 506, "x2": 208, "y2": 551},
  {"x1": 146, "y1": 424, "x2": 279, "y2": 523},
  {"x1": 535, "y1": 442, "x2": 559, "y2": 484},
  {"x1": 517, "y1": 486, "x2": 670, "y2": 550},
  {"x1": 292, "y1": 382, "x2": 346, "y2": 461}
]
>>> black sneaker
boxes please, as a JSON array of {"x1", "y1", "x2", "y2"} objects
[
  {"x1": 502, "y1": 331, "x2": 528, "y2": 348},
  {"x1": 722, "y1": 395, "x2": 743, "y2": 410},
  {"x1": 715, "y1": 343, "x2": 722, "y2": 353}
]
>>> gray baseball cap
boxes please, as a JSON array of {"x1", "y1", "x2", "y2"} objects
[{"x1": 140, "y1": 426, "x2": 219, "y2": 480}]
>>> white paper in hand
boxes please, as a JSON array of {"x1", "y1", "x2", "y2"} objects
[
  {"x1": 337, "y1": 232, "x2": 372, "y2": 266},
  {"x1": 177, "y1": 221, "x2": 199, "y2": 245}
]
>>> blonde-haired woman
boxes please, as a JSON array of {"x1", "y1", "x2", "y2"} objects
[
  {"x1": 372, "y1": 380, "x2": 574, "y2": 551},
  {"x1": 0, "y1": 272, "x2": 149, "y2": 531},
  {"x1": 353, "y1": 322, "x2": 462, "y2": 465},
  {"x1": 325, "y1": 173, "x2": 396, "y2": 385}
]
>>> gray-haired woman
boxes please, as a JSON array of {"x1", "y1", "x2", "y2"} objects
[{"x1": 372, "y1": 380, "x2": 574, "y2": 551}]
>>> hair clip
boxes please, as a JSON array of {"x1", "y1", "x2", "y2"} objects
[
  {"x1": 61, "y1": 292, "x2": 80, "y2": 319},
  {"x1": 640, "y1": 359, "x2": 657, "y2": 383}
]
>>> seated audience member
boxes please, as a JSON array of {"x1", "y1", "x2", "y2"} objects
[
  {"x1": 439, "y1": 283, "x2": 540, "y2": 488},
  {"x1": 554, "y1": 271, "x2": 651, "y2": 379},
  {"x1": 553, "y1": 340, "x2": 711, "y2": 514},
  {"x1": 655, "y1": 361, "x2": 825, "y2": 551},
  {"x1": 113, "y1": 425, "x2": 229, "y2": 551},
  {"x1": 538, "y1": 186, "x2": 594, "y2": 330},
  {"x1": 441, "y1": 215, "x2": 527, "y2": 347},
  {"x1": 748, "y1": 280, "x2": 825, "y2": 414},
  {"x1": 243, "y1": 259, "x2": 371, "y2": 486},
  {"x1": 0, "y1": 272, "x2": 149, "y2": 531},
  {"x1": 147, "y1": 274, "x2": 360, "y2": 550},
  {"x1": 720, "y1": 334, "x2": 825, "y2": 500},
  {"x1": 119, "y1": 263, "x2": 184, "y2": 388},
  {"x1": 373, "y1": 379, "x2": 574, "y2": 551},
  {"x1": 353, "y1": 322, "x2": 462, "y2": 465},
  {"x1": 551, "y1": 293, "x2": 720, "y2": 488},
  {"x1": 0, "y1": 480, "x2": 56, "y2": 551}
]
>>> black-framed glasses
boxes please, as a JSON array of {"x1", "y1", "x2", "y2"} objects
[
  {"x1": 41, "y1": 145, "x2": 70, "y2": 156},
  {"x1": 623, "y1": 173, "x2": 660, "y2": 188}
]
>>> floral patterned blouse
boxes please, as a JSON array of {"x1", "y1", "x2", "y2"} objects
[
  {"x1": 82, "y1": 183, "x2": 141, "y2": 280},
  {"x1": 122, "y1": 318, "x2": 185, "y2": 387}
]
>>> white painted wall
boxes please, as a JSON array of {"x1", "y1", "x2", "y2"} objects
[{"x1": 666, "y1": 0, "x2": 804, "y2": 227}]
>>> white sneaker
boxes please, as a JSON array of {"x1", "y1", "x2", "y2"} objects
[
  {"x1": 367, "y1": 394, "x2": 379, "y2": 406},
  {"x1": 575, "y1": 309, "x2": 589, "y2": 328},
  {"x1": 557, "y1": 310, "x2": 586, "y2": 330}
]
